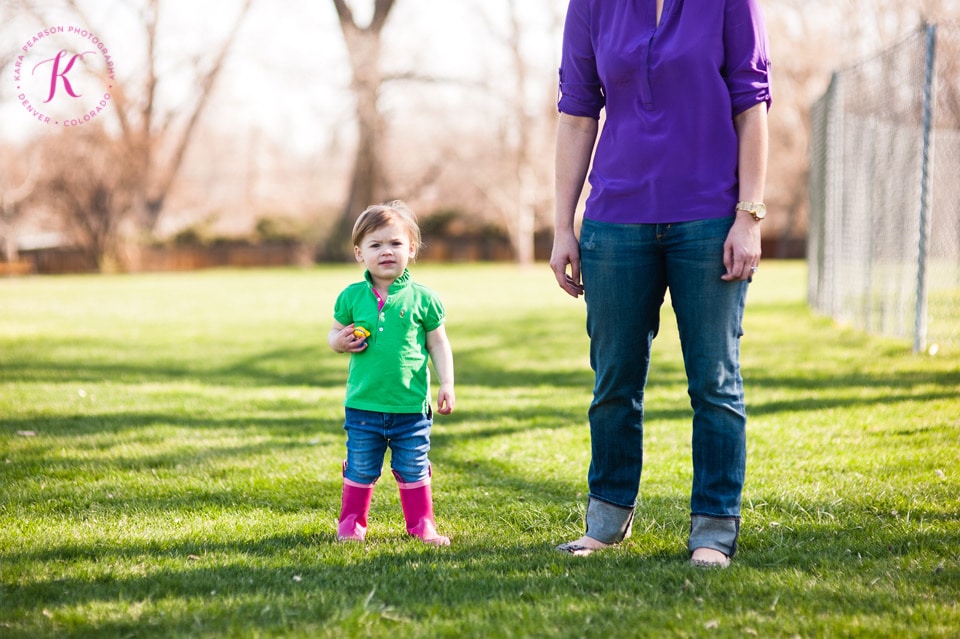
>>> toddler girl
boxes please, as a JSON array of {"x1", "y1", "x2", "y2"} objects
[{"x1": 328, "y1": 200, "x2": 455, "y2": 545}]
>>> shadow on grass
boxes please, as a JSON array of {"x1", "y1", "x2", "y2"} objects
[
  {"x1": 2, "y1": 339, "x2": 597, "y2": 390},
  {"x1": 0, "y1": 339, "x2": 348, "y2": 389},
  {"x1": 3, "y1": 495, "x2": 958, "y2": 636},
  {"x1": 0, "y1": 412, "x2": 343, "y2": 437}
]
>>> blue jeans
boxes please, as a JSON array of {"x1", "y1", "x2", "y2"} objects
[
  {"x1": 579, "y1": 217, "x2": 748, "y2": 553},
  {"x1": 342, "y1": 408, "x2": 433, "y2": 484}
]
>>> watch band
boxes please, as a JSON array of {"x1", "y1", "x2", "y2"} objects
[{"x1": 735, "y1": 201, "x2": 766, "y2": 221}]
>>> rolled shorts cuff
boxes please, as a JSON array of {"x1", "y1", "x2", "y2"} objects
[
  {"x1": 585, "y1": 496, "x2": 635, "y2": 544},
  {"x1": 688, "y1": 515, "x2": 740, "y2": 557}
]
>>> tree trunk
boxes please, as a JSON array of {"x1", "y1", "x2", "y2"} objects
[
  {"x1": 326, "y1": 0, "x2": 395, "y2": 261},
  {"x1": 327, "y1": 46, "x2": 386, "y2": 259}
]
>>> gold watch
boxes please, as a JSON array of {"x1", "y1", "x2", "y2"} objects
[{"x1": 736, "y1": 201, "x2": 766, "y2": 221}]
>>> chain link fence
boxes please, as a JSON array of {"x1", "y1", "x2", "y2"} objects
[{"x1": 808, "y1": 21, "x2": 960, "y2": 354}]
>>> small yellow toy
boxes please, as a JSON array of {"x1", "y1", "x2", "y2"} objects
[{"x1": 353, "y1": 326, "x2": 371, "y2": 345}]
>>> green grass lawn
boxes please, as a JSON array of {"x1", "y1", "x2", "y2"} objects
[{"x1": 1, "y1": 261, "x2": 958, "y2": 638}]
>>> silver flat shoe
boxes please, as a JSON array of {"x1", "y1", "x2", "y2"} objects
[
  {"x1": 556, "y1": 542, "x2": 602, "y2": 557},
  {"x1": 689, "y1": 555, "x2": 731, "y2": 569}
]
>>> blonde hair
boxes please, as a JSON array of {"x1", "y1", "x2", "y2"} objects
[{"x1": 351, "y1": 200, "x2": 422, "y2": 255}]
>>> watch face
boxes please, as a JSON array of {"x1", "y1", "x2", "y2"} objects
[{"x1": 737, "y1": 202, "x2": 765, "y2": 220}]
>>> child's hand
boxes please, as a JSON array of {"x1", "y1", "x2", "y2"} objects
[
  {"x1": 331, "y1": 324, "x2": 368, "y2": 353},
  {"x1": 436, "y1": 383, "x2": 455, "y2": 415},
  {"x1": 352, "y1": 326, "x2": 371, "y2": 343}
]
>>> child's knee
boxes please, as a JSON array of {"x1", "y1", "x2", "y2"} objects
[
  {"x1": 342, "y1": 460, "x2": 382, "y2": 485},
  {"x1": 390, "y1": 460, "x2": 432, "y2": 484}
]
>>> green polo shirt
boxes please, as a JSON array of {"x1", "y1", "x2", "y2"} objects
[{"x1": 333, "y1": 269, "x2": 445, "y2": 414}]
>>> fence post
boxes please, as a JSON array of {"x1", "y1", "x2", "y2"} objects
[
  {"x1": 827, "y1": 73, "x2": 844, "y2": 319},
  {"x1": 914, "y1": 23, "x2": 937, "y2": 354}
]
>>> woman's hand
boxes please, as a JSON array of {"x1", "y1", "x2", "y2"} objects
[
  {"x1": 550, "y1": 229, "x2": 585, "y2": 298},
  {"x1": 721, "y1": 213, "x2": 762, "y2": 281}
]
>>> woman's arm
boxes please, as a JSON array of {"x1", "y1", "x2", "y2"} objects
[
  {"x1": 722, "y1": 102, "x2": 768, "y2": 282},
  {"x1": 550, "y1": 113, "x2": 599, "y2": 297}
]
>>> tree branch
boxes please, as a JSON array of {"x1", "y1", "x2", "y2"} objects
[
  {"x1": 370, "y1": 0, "x2": 396, "y2": 32},
  {"x1": 148, "y1": 0, "x2": 254, "y2": 220}
]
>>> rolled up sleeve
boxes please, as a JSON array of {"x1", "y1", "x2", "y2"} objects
[
  {"x1": 723, "y1": 0, "x2": 772, "y2": 115},
  {"x1": 558, "y1": 0, "x2": 605, "y2": 119}
]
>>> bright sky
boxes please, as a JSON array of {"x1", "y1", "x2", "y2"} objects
[{"x1": 0, "y1": 0, "x2": 566, "y2": 150}]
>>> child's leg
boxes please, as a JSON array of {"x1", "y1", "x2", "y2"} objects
[
  {"x1": 391, "y1": 468, "x2": 449, "y2": 546},
  {"x1": 389, "y1": 410, "x2": 449, "y2": 546},
  {"x1": 337, "y1": 467, "x2": 375, "y2": 542},
  {"x1": 338, "y1": 409, "x2": 389, "y2": 542}
]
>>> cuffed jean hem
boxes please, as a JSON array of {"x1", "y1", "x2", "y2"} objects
[
  {"x1": 688, "y1": 515, "x2": 740, "y2": 558},
  {"x1": 584, "y1": 496, "x2": 635, "y2": 544}
]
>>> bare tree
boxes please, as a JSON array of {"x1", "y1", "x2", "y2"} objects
[
  {"x1": 14, "y1": 0, "x2": 254, "y2": 269},
  {"x1": 759, "y1": 0, "x2": 960, "y2": 256},
  {"x1": 61, "y1": 0, "x2": 253, "y2": 236},
  {"x1": 835, "y1": 0, "x2": 960, "y2": 56},
  {"x1": 461, "y1": 0, "x2": 562, "y2": 265},
  {"x1": 110, "y1": 0, "x2": 255, "y2": 233},
  {"x1": 32, "y1": 125, "x2": 137, "y2": 270},
  {"x1": 326, "y1": 0, "x2": 397, "y2": 260},
  {"x1": 0, "y1": 147, "x2": 40, "y2": 263},
  {"x1": 483, "y1": 0, "x2": 540, "y2": 266}
]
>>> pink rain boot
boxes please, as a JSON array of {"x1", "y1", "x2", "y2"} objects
[
  {"x1": 392, "y1": 469, "x2": 450, "y2": 546},
  {"x1": 337, "y1": 468, "x2": 375, "y2": 542}
]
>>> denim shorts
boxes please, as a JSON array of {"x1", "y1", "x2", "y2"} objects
[{"x1": 342, "y1": 407, "x2": 433, "y2": 484}]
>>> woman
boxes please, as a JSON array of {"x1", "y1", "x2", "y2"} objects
[{"x1": 550, "y1": 0, "x2": 771, "y2": 567}]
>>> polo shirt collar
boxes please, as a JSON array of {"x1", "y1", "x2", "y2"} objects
[{"x1": 363, "y1": 268, "x2": 412, "y2": 294}]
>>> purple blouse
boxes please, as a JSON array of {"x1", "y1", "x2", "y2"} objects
[{"x1": 558, "y1": 0, "x2": 772, "y2": 224}]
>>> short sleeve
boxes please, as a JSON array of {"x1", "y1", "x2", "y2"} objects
[
  {"x1": 723, "y1": 0, "x2": 772, "y2": 115},
  {"x1": 333, "y1": 288, "x2": 354, "y2": 326},
  {"x1": 420, "y1": 290, "x2": 445, "y2": 333},
  {"x1": 557, "y1": 0, "x2": 605, "y2": 119}
]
